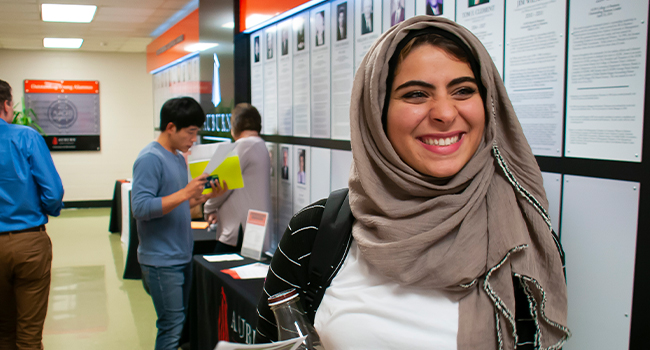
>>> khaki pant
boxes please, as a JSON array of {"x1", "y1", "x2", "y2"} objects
[{"x1": 0, "y1": 228, "x2": 52, "y2": 350}]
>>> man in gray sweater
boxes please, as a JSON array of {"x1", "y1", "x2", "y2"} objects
[{"x1": 204, "y1": 103, "x2": 272, "y2": 253}]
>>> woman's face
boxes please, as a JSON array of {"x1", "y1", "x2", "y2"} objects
[{"x1": 386, "y1": 44, "x2": 485, "y2": 178}]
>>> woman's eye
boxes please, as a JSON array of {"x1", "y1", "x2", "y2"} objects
[
  {"x1": 454, "y1": 87, "x2": 476, "y2": 98},
  {"x1": 402, "y1": 90, "x2": 427, "y2": 99}
]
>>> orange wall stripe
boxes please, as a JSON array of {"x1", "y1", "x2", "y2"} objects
[
  {"x1": 146, "y1": 9, "x2": 200, "y2": 73},
  {"x1": 240, "y1": 0, "x2": 310, "y2": 31}
]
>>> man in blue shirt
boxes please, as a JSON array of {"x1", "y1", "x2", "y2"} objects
[
  {"x1": 0, "y1": 79, "x2": 64, "y2": 349},
  {"x1": 131, "y1": 97, "x2": 224, "y2": 350}
]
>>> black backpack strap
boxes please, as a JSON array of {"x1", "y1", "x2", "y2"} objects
[{"x1": 305, "y1": 188, "x2": 355, "y2": 322}]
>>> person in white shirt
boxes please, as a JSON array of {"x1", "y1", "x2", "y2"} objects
[{"x1": 204, "y1": 103, "x2": 272, "y2": 253}]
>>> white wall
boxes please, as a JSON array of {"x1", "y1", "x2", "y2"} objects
[{"x1": 0, "y1": 49, "x2": 155, "y2": 201}]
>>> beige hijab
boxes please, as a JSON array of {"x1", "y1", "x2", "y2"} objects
[{"x1": 348, "y1": 16, "x2": 570, "y2": 349}]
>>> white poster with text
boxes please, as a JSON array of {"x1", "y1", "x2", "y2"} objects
[
  {"x1": 266, "y1": 142, "x2": 279, "y2": 251},
  {"x1": 355, "y1": 0, "x2": 383, "y2": 71},
  {"x1": 293, "y1": 146, "x2": 311, "y2": 213},
  {"x1": 504, "y1": 0, "x2": 566, "y2": 157},
  {"x1": 263, "y1": 26, "x2": 278, "y2": 135},
  {"x1": 293, "y1": 13, "x2": 312, "y2": 137},
  {"x1": 311, "y1": 4, "x2": 332, "y2": 138},
  {"x1": 277, "y1": 144, "x2": 294, "y2": 238},
  {"x1": 457, "y1": 0, "x2": 505, "y2": 77},
  {"x1": 331, "y1": 0, "x2": 355, "y2": 140},
  {"x1": 565, "y1": 0, "x2": 648, "y2": 162},
  {"x1": 250, "y1": 31, "x2": 264, "y2": 117},
  {"x1": 277, "y1": 19, "x2": 294, "y2": 136}
]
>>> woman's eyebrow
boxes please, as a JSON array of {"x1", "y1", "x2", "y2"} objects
[
  {"x1": 447, "y1": 76, "x2": 477, "y2": 87},
  {"x1": 394, "y1": 76, "x2": 477, "y2": 92},
  {"x1": 394, "y1": 80, "x2": 434, "y2": 91}
]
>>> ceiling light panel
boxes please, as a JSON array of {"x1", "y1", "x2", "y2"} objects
[
  {"x1": 184, "y1": 43, "x2": 219, "y2": 52},
  {"x1": 43, "y1": 38, "x2": 84, "y2": 49},
  {"x1": 42, "y1": 4, "x2": 97, "y2": 23}
]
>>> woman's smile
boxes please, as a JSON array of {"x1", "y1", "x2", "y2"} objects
[{"x1": 418, "y1": 132, "x2": 465, "y2": 155}]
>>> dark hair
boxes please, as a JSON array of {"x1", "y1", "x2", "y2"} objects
[
  {"x1": 0, "y1": 80, "x2": 12, "y2": 109},
  {"x1": 382, "y1": 29, "x2": 486, "y2": 131},
  {"x1": 231, "y1": 103, "x2": 262, "y2": 136},
  {"x1": 160, "y1": 97, "x2": 205, "y2": 131}
]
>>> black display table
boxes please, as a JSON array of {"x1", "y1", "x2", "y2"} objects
[
  {"x1": 123, "y1": 218, "x2": 219, "y2": 280},
  {"x1": 188, "y1": 255, "x2": 266, "y2": 350},
  {"x1": 108, "y1": 179, "x2": 129, "y2": 233}
]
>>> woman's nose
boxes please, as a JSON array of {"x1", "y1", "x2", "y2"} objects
[{"x1": 428, "y1": 97, "x2": 457, "y2": 125}]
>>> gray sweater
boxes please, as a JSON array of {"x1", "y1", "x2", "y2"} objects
[{"x1": 131, "y1": 141, "x2": 192, "y2": 266}]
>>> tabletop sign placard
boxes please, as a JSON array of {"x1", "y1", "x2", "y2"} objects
[
  {"x1": 24, "y1": 80, "x2": 101, "y2": 151},
  {"x1": 240, "y1": 210, "x2": 269, "y2": 260}
]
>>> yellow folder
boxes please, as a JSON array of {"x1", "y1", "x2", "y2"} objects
[{"x1": 189, "y1": 155, "x2": 244, "y2": 194}]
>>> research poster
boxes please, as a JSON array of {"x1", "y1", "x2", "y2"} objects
[
  {"x1": 415, "y1": 0, "x2": 454, "y2": 21},
  {"x1": 457, "y1": 0, "x2": 505, "y2": 77},
  {"x1": 293, "y1": 146, "x2": 311, "y2": 213},
  {"x1": 504, "y1": 0, "x2": 566, "y2": 157},
  {"x1": 310, "y1": 4, "x2": 332, "y2": 138},
  {"x1": 266, "y1": 143, "x2": 280, "y2": 249},
  {"x1": 383, "y1": 0, "x2": 415, "y2": 32},
  {"x1": 24, "y1": 80, "x2": 101, "y2": 151},
  {"x1": 263, "y1": 26, "x2": 278, "y2": 135},
  {"x1": 277, "y1": 144, "x2": 294, "y2": 238},
  {"x1": 277, "y1": 19, "x2": 294, "y2": 136},
  {"x1": 293, "y1": 12, "x2": 312, "y2": 137},
  {"x1": 310, "y1": 147, "x2": 331, "y2": 202},
  {"x1": 565, "y1": 0, "x2": 648, "y2": 162},
  {"x1": 355, "y1": 0, "x2": 383, "y2": 71},
  {"x1": 331, "y1": 0, "x2": 354, "y2": 140},
  {"x1": 250, "y1": 32, "x2": 264, "y2": 117},
  {"x1": 330, "y1": 149, "x2": 353, "y2": 191}
]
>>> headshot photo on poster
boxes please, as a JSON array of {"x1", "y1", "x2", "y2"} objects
[
  {"x1": 336, "y1": 3, "x2": 348, "y2": 41},
  {"x1": 254, "y1": 36, "x2": 260, "y2": 62},
  {"x1": 281, "y1": 146, "x2": 290, "y2": 180},
  {"x1": 266, "y1": 31, "x2": 274, "y2": 59},
  {"x1": 281, "y1": 27, "x2": 289, "y2": 55},
  {"x1": 469, "y1": 0, "x2": 489, "y2": 8},
  {"x1": 297, "y1": 149, "x2": 307, "y2": 185},
  {"x1": 391, "y1": 0, "x2": 406, "y2": 26},
  {"x1": 315, "y1": 11, "x2": 326, "y2": 46},
  {"x1": 426, "y1": 0, "x2": 443, "y2": 16},
  {"x1": 296, "y1": 21, "x2": 306, "y2": 51},
  {"x1": 361, "y1": 0, "x2": 374, "y2": 35}
]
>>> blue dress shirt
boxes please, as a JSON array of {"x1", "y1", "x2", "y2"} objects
[{"x1": 0, "y1": 119, "x2": 64, "y2": 232}]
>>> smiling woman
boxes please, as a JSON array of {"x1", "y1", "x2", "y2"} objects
[{"x1": 257, "y1": 16, "x2": 570, "y2": 350}]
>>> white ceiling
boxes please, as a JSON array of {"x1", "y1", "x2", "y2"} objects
[{"x1": 0, "y1": 0, "x2": 233, "y2": 53}]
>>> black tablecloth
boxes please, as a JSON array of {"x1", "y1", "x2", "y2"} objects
[
  {"x1": 108, "y1": 179, "x2": 128, "y2": 233},
  {"x1": 189, "y1": 255, "x2": 266, "y2": 350},
  {"x1": 123, "y1": 217, "x2": 220, "y2": 280}
]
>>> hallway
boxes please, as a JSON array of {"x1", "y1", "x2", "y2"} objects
[{"x1": 42, "y1": 208, "x2": 157, "y2": 349}]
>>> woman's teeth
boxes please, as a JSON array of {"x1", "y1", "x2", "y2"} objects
[{"x1": 422, "y1": 135, "x2": 460, "y2": 146}]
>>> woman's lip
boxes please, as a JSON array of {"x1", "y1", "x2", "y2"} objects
[
  {"x1": 418, "y1": 131, "x2": 465, "y2": 139},
  {"x1": 418, "y1": 133, "x2": 465, "y2": 155}
]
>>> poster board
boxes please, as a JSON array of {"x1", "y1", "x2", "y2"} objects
[{"x1": 24, "y1": 80, "x2": 100, "y2": 151}]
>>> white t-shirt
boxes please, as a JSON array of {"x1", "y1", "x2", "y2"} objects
[{"x1": 314, "y1": 241, "x2": 459, "y2": 349}]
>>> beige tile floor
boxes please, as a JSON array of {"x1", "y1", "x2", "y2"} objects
[{"x1": 42, "y1": 208, "x2": 157, "y2": 349}]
